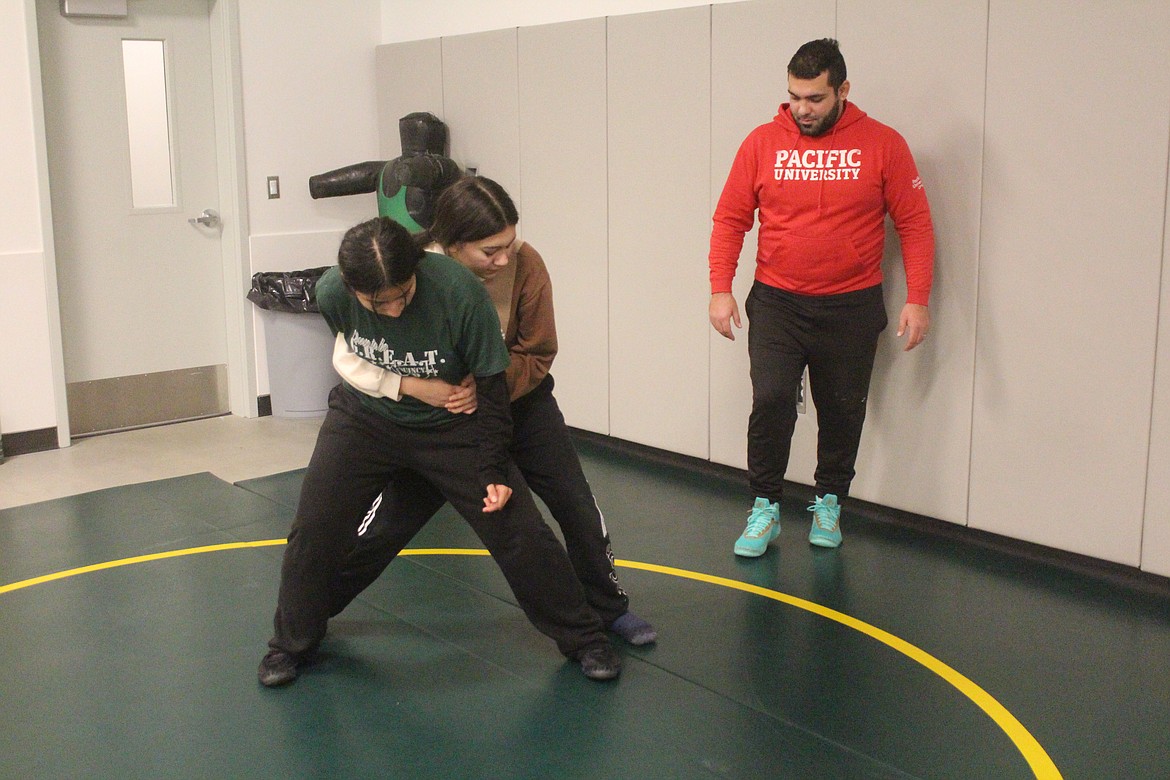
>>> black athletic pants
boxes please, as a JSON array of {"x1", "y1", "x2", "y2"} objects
[
  {"x1": 745, "y1": 281, "x2": 887, "y2": 504},
  {"x1": 268, "y1": 385, "x2": 607, "y2": 660},
  {"x1": 332, "y1": 375, "x2": 630, "y2": 625}
]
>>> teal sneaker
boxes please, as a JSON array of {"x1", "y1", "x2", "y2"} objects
[
  {"x1": 808, "y1": 494, "x2": 842, "y2": 548},
  {"x1": 734, "y1": 498, "x2": 780, "y2": 557}
]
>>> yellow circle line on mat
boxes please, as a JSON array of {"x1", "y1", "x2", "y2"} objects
[
  {"x1": 0, "y1": 542, "x2": 1060, "y2": 779},
  {"x1": 0, "y1": 540, "x2": 287, "y2": 594},
  {"x1": 618, "y1": 559, "x2": 1061, "y2": 779}
]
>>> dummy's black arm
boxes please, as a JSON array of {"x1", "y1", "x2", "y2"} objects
[{"x1": 308, "y1": 161, "x2": 386, "y2": 199}]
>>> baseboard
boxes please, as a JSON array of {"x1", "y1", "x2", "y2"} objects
[
  {"x1": 0, "y1": 427, "x2": 60, "y2": 457},
  {"x1": 569, "y1": 427, "x2": 1170, "y2": 601}
]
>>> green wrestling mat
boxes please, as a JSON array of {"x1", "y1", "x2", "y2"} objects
[{"x1": 2, "y1": 455, "x2": 1167, "y2": 777}]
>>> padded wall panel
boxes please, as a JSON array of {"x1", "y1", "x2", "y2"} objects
[
  {"x1": 971, "y1": 1, "x2": 1170, "y2": 564},
  {"x1": 837, "y1": 1, "x2": 987, "y2": 524},
  {"x1": 518, "y1": 19, "x2": 609, "y2": 434},
  {"x1": 375, "y1": 39, "x2": 443, "y2": 159},
  {"x1": 708, "y1": 0, "x2": 836, "y2": 478},
  {"x1": 440, "y1": 29, "x2": 521, "y2": 198},
  {"x1": 607, "y1": 7, "x2": 710, "y2": 458}
]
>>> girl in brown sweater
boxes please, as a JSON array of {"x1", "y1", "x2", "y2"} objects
[{"x1": 331, "y1": 176, "x2": 656, "y2": 647}]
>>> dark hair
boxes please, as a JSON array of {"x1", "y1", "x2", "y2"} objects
[
  {"x1": 337, "y1": 216, "x2": 425, "y2": 295},
  {"x1": 788, "y1": 38, "x2": 847, "y2": 89},
  {"x1": 424, "y1": 175, "x2": 519, "y2": 248}
]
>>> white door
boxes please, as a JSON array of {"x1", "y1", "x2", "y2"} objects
[{"x1": 38, "y1": 0, "x2": 228, "y2": 435}]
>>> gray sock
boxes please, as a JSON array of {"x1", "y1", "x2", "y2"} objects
[{"x1": 610, "y1": 611, "x2": 658, "y2": 645}]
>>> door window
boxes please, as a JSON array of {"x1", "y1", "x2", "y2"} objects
[{"x1": 121, "y1": 39, "x2": 175, "y2": 209}]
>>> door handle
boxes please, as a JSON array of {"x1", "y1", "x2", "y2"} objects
[{"x1": 188, "y1": 208, "x2": 220, "y2": 228}]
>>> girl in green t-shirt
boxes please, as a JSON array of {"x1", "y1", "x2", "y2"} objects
[{"x1": 259, "y1": 216, "x2": 620, "y2": 687}]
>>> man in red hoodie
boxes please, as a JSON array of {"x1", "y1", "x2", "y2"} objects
[{"x1": 708, "y1": 38, "x2": 934, "y2": 556}]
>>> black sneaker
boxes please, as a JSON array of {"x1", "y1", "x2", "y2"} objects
[
  {"x1": 258, "y1": 649, "x2": 298, "y2": 687},
  {"x1": 578, "y1": 643, "x2": 621, "y2": 681}
]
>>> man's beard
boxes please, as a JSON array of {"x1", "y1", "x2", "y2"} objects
[{"x1": 797, "y1": 98, "x2": 843, "y2": 137}]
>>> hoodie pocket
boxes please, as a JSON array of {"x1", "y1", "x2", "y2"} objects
[{"x1": 766, "y1": 233, "x2": 866, "y2": 290}]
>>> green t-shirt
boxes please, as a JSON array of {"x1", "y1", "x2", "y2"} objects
[{"x1": 316, "y1": 252, "x2": 509, "y2": 427}]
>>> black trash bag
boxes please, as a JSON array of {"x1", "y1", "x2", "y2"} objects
[{"x1": 246, "y1": 267, "x2": 331, "y2": 313}]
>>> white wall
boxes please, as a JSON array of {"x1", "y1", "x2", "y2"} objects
[
  {"x1": 239, "y1": 0, "x2": 381, "y2": 239},
  {"x1": 1, "y1": 2, "x2": 42, "y2": 254},
  {"x1": 237, "y1": 0, "x2": 384, "y2": 394},
  {"x1": 0, "y1": 0, "x2": 62, "y2": 437},
  {"x1": 379, "y1": 0, "x2": 747, "y2": 44}
]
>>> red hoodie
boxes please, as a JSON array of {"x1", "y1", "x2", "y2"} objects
[{"x1": 709, "y1": 101, "x2": 934, "y2": 306}]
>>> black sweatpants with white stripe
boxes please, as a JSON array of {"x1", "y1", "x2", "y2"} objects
[
  {"x1": 331, "y1": 375, "x2": 630, "y2": 625},
  {"x1": 268, "y1": 384, "x2": 607, "y2": 661}
]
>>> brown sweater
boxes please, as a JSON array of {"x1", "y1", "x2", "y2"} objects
[{"x1": 488, "y1": 242, "x2": 558, "y2": 402}]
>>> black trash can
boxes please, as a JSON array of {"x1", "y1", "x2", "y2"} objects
[{"x1": 247, "y1": 268, "x2": 336, "y2": 418}]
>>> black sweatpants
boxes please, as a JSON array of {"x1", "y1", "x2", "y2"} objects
[
  {"x1": 745, "y1": 281, "x2": 887, "y2": 503},
  {"x1": 268, "y1": 385, "x2": 607, "y2": 660},
  {"x1": 332, "y1": 375, "x2": 630, "y2": 625}
]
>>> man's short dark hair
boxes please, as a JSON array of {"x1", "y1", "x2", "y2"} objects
[{"x1": 788, "y1": 38, "x2": 847, "y2": 89}]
